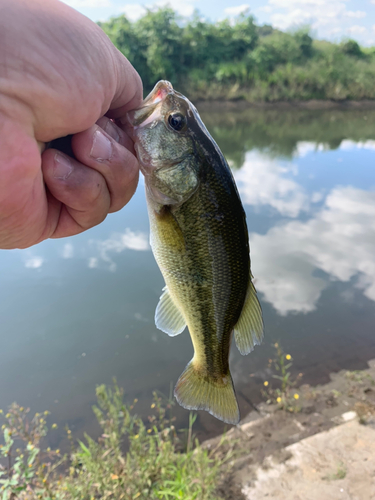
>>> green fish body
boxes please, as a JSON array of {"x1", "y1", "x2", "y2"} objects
[{"x1": 127, "y1": 81, "x2": 263, "y2": 424}]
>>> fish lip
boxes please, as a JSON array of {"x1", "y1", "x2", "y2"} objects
[{"x1": 126, "y1": 80, "x2": 174, "y2": 130}]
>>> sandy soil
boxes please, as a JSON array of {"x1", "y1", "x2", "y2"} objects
[{"x1": 207, "y1": 359, "x2": 375, "y2": 500}]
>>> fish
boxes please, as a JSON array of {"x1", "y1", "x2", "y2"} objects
[{"x1": 127, "y1": 81, "x2": 263, "y2": 425}]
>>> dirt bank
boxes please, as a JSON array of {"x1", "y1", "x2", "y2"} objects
[{"x1": 207, "y1": 359, "x2": 375, "y2": 500}]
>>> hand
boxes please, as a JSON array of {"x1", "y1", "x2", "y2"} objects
[{"x1": 0, "y1": 0, "x2": 143, "y2": 249}]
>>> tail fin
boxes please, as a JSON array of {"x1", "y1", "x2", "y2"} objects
[{"x1": 174, "y1": 360, "x2": 240, "y2": 425}]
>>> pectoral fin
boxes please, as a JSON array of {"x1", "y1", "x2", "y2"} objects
[
  {"x1": 234, "y1": 279, "x2": 264, "y2": 355},
  {"x1": 155, "y1": 287, "x2": 186, "y2": 336}
]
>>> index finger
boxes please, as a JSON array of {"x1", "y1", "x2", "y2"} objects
[{"x1": 105, "y1": 47, "x2": 143, "y2": 120}]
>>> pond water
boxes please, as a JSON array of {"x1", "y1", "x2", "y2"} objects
[{"x1": 0, "y1": 107, "x2": 374, "y2": 444}]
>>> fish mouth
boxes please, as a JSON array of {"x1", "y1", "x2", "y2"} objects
[{"x1": 127, "y1": 81, "x2": 174, "y2": 129}]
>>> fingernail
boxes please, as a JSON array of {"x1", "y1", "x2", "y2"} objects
[
  {"x1": 54, "y1": 153, "x2": 73, "y2": 180},
  {"x1": 104, "y1": 120, "x2": 120, "y2": 143},
  {"x1": 90, "y1": 129, "x2": 113, "y2": 161}
]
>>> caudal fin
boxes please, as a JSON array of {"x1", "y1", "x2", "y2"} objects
[{"x1": 174, "y1": 360, "x2": 240, "y2": 425}]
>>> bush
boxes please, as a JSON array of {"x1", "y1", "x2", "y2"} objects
[{"x1": 0, "y1": 384, "x2": 233, "y2": 500}]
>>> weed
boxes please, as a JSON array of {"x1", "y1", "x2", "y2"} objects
[
  {"x1": 0, "y1": 383, "x2": 231, "y2": 500},
  {"x1": 262, "y1": 343, "x2": 302, "y2": 412},
  {"x1": 322, "y1": 462, "x2": 346, "y2": 481},
  {"x1": 345, "y1": 371, "x2": 374, "y2": 385}
]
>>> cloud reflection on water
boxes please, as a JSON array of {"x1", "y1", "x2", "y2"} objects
[
  {"x1": 234, "y1": 152, "x2": 309, "y2": 217},
  {"x1": 250, "y1": 185, "x2": 375, "y2": 315},
  {"x1": 89, "y1": 228, "x2": 149, "y2": 271}
]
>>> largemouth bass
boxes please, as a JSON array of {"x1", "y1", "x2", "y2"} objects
[{"x1": 127, "y1": 81, "x2": 263, "y2": 424}]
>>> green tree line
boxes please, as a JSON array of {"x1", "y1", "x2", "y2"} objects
[{"x1": 98, "y1": 8, "x2": 375, "y2": 102}]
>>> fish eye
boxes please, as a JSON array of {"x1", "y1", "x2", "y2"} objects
[{"x1": 168, "y1": 112, "x2": 186, "y2": 132}]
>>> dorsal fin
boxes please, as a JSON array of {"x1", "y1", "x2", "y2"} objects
[
  {"x1": 234, "y1": 279, "x2": 264, "y2": 355},
  {"x1": 155, "y1": 287, "x2": 186, "y2": 336}
]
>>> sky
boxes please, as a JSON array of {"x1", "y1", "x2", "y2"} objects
[{"x1": 61, "y1": 0, "x2": 375, "y2": 46}]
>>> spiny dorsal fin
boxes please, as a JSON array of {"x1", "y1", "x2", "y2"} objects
[
  {"x1": 234, "y1": 279, "x2": 264, "y2": 355},
  {"x1": 155, "y1": 287, "x2": 186, "y2": 336},
  {"x1": 174, "y1": 360, "x2": 240, "y2": 425}
]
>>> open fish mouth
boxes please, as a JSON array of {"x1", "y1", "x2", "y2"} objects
[{"x1": 127, "y1": 81, "x2": 174, "y2": 129}]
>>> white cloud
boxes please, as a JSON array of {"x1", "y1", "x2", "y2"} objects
[
  {"x1": 62, "y1": 243, "x2": 74, "y2": 259},
  {"x1": 347, "y1": 25, "x2": 367, "y2": 34},
  {"x1": 265, "y1": 0, "x2": 370, "y2": 43},
  {"x1": 224, "y1": 4, "x2": 250, "y2": 17},
  {"x1": 122, "y1": 0, "x2": 195, "y2": 20},
  {"x1": 25, "y1": 257, "x2": 44, "y2": 269},
  {"x1": 155, "y1": 0, "x2": 195, "y2": 17},
  {"x1": 62, "y1": 0, "x2": 112, "y2": 8},
  {"x1": 234, "y1": 152, "x2": 309, "y2": 217},
  {"x1": 251, "y1": 186, "x2": 375, "y2": 315},
  {"x1": 90, "y1": 228, "x2": 149, "y2": 271},
  {"x1": 345, "y1": 11, "x2": 366, "y2": 19},
  {"x1": 121, "y1": 4, "x2": 146, "y2": 21}
]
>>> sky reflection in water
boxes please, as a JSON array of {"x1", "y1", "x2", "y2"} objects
[{"x1": 0, "y1": 109, "x2": 374, "y2": 441}]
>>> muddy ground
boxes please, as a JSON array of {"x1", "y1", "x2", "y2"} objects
[{"x1": 207, "y1": 359, "x2": 375, "y2": 500}]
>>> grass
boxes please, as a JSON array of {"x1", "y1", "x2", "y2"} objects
[
  {"x1": 0, "y1": 383, "x2": 233, "y2": 500},
  {"x1": 322, "y1": 462, "x2": 347, "y2": 481}
]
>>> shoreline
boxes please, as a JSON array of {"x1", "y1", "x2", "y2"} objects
[
  {"x1": 208, "y1": 359, "x2": 375, "y2": 499},
  {"x1": 194, "y1": 98, "x2": 375, "y2": 111}
]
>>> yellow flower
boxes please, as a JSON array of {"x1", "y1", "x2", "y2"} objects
[
  {"x1": 294, "y1": 394, "x2": 299, "y2": 400},
  {"x1": 111, "y1": 474, "x2": 119, "y2": 480},
  {"x1": 0, "y1": 409, "x2": 3, "y2": 414},
  {"x1": 56, "y1": 449, "x2": 60, "y2": 455},
  {"x1": 276, "y1": 397, "x2": 282, "y2": 403},
  {"x1": 44, "y1": 411, "x2": 49, "y2": 416},
  {"x1": 133, "y1": 398, "x2": 138, "y2": 404},
  {"x1": 263, "y1": 381, "x2": 269, "y2": 387},
  {"x1": 147, "y1": 429, "x2": 152, "y2": 434},
  {"x1": 134, "y1": 434, "x2": 139, "y2": 439},
  {"x1": 274, "y1": 343, "x2": 279, "y2": 348},
  {"x1": 286, "y1": 354, "x2": 291, "y2": 360},
  {"x1": 67, "y1": 429, "x2": 71, "y2": 434},
  {"x1": 5, "y1": 413, "x2": 10, "y2": 419},
  {"x1": 151, "y1": 403, "x2": 156, "y2": 409},
  {"x1": 52, "y1": 424, "x2": 58, "y2": 429},
  {"x1": 28, "y1": 464, "x2": 33, "y2": 468},
  {"x1": 134, "y1": 493, "x2": 141, "y2": 499},
  {"x1": 20, "y1": 407, "x2": 24, "y2": 412},
  {"x1": 43, "y1": 478, "x2": 47, "y2": 483}
]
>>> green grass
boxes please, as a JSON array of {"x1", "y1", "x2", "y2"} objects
[{"x1": 0, "y1": 384, "x2": 233, "y2": 500}]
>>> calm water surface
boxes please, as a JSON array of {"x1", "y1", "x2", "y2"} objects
[{"x1": 1, "y1": 108, "x2": 374, "y2": 443}]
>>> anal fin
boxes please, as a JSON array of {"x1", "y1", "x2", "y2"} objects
[
  {"x1": 234, "y1": 279, "x2": 264, "y2": 355},
  {"x1": 155, "y1": 286, "x2": 186, "y2": 336}
]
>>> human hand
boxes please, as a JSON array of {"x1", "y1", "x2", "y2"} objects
[{"x1": 0, "y1": 0, "x2": 143, "y2": 249}]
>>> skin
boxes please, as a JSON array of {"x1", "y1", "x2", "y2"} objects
[{"x1": 0, "y1": 0, "x2": 143, "y2": 250}]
